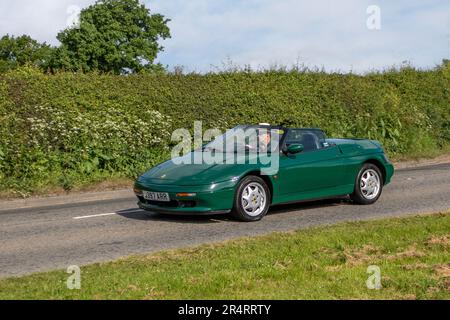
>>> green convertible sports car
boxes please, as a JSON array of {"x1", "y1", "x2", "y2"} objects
[{"x1": 134, "y1": 124, "x2": 394, "y2": 221}]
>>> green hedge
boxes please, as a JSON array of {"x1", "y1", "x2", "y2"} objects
[{"x1": 0, "y1": 64, "x2": 449, "y2": 193}]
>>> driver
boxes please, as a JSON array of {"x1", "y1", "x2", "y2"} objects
[{"x1": 258, "y1": 130, "x2": 271, "y2": 152}]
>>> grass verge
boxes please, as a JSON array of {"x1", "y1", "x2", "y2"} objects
[
  {"x1": 0, "y1": 212, "x2": 449, "y2": 300},
  {"x1": 0, "y1": 176, "x2": 133, "y2": 200}
]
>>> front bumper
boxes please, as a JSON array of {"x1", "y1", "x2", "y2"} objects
[
  {"x1": 138, "y1": 201, "x2": 231, "y2": 215},
  {"x1": 384, "y1": 163, "x2": 395, "y2": 185},
  {"x1": 134, "y1": 180, "x2": 236, "y2": 215}
]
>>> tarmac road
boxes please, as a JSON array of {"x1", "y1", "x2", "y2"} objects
[{"x1": 0, "y1": 163, "x2": 449, "y2": 278}]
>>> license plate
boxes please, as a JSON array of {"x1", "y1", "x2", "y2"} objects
[{"x1": 143, "y1": 191, "x2": 170, "y2": 202}]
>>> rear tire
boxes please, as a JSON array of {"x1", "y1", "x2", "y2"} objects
[
  {"x1": 231, "y1": 176, "x2": 270, "y2": 222},
  {"x1": 351, "y1": 163, "x2": 383, "y2": 205}
]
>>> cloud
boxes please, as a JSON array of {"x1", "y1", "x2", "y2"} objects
[
  {"x1": 151, "y1": 0, "x2": 450, "y2": 72},
  {"x1": 0, "y1": 0, "x2": 95, "y2": 44},
  {"x1": 1, "y1": 0, "x2": 449, "y2": 72}
]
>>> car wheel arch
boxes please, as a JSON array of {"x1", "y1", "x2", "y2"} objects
[
  {"x1": 239, "y1": 170, "x2": 274, "y2": 204},
  {"x1": 363, "y1": 159, "x2": 386, "y2": 184}
]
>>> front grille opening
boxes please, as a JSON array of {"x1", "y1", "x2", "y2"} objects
[
  {"x1": 138, "y1": 196, "x2": 196, "y2": 208},
  {"x1": 179, "y1": 200, "x2": 196, "y2": 208},
  {"x1": 146, "y1": 200, "x2": 179, "y2": 207}
]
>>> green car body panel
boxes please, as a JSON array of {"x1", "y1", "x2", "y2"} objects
[{"x1": 134, "y1": 128, "x2": 394, "y2": 215}]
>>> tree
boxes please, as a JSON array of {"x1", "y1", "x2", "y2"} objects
[
  {"x1": 53, "y1": 0, "x2": 171, "y2": 74},
  {"x1": 0, "y1": 35, "x2": 53, "y2": 73}
]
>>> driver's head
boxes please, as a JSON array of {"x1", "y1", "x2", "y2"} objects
[{"x1": 259, "y1": 131, "x2": 271, "y2": 147}]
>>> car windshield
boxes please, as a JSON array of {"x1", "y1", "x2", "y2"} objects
[{"x1": 202, "y1": 125, "x2": 283, "y2": 153}]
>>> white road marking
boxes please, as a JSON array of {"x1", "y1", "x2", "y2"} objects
[
  {"x1": 73, "y1": 213, "x2": 117, "y2": 220},
  {"x1": 73, "y1": 210, "x2": 144, "y2": 220}
]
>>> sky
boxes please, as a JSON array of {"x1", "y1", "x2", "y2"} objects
[{"x1": 0, "y1": 0, "x2": 449, "y2": 73}]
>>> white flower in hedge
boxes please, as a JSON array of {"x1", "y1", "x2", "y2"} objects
[{"x1": 24, "y1": 105, "x2": 172, "y2": 156}]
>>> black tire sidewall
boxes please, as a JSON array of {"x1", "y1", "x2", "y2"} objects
[
  {"x1": 232, "y1": 176, "x2": 270, "y2": 221},
  {"x1": 352, "y1": 163, "x2": 383, "y2": 205}
]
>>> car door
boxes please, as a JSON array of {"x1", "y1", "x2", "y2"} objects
[{"x1": 277, "y1": 129, "x2": 345, "y2": 197}]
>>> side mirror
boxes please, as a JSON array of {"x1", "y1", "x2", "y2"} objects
[{"x1": 287, "y1": 144, "x2": 304, "y2": 154}]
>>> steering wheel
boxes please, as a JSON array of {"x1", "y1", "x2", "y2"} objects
[{"x1": 235, "y1": 142, "x2": 255, "y2": 152}]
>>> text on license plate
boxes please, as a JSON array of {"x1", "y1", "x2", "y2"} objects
[{"x1": 143, "y1": 191, "x2": 170, "y2": 202}]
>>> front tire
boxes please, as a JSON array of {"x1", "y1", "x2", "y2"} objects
[
  {"x1": 231, "y1": 176, "x2": 270, "y2": 222},
  {"x1": 351, "y1": 163, "x2": 383, "y2": 205}
]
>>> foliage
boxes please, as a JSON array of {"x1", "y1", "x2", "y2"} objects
[
  {"x1": 52, "y1": 0, "x2": 171, "y2": 74},
  {"x1": 0, "y1": 65, "x2": 449, "y2": 193},
  {"x1": 0, "y1": 35, "x2": 53, "y2": 73}
]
